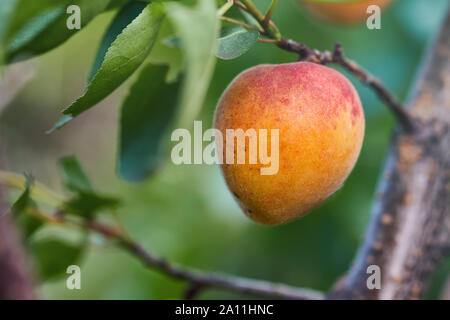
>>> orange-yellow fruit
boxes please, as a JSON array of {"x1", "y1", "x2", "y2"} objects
[
  {"x1": 214, "y1": 62, "x2": 364, "y2": 225},
  {"x1": 300, "y1": 0, "x2": 392, "y2": 25}
]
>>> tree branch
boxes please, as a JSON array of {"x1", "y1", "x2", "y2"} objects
[
  {"x1": 0, "y1": 174, "x2": 324, "y2": 300},
  {"x1": 76, "y1": 220, "x2": 323, "y2": 300},
  {"x1": 220, "y1": 16, "x2": 256, "y2": 31},
  {"x1": 330, "y1": 8, "x2": 450, "y2": 300},
  {"x1": 233, "y1": 0, "x2": 417, "y2": 132},
  {"x1": 68, "y1": 214, "x2": 327, "y2": 299},
  {"x1": 119, "y1": 237, "x2": 324, "y2": 300},
  {"x1": 277, "y1": 40, "x2": 417, "y2": 132}
]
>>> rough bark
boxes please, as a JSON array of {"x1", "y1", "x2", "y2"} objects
[{"x1": 330, "y1": 9, "x2": 450, "y2": 300}]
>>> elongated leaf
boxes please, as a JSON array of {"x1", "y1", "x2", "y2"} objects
[
  {"x1": 216, "y1": 26, "x2": 258, "y2": 60},
  {"x1": 119, "y1": 64, "x2": 181, "y2": 181},
  {"x1": 0, "y1": 0, "x2": 18, "y2": 45},
  {"x1": 5, "y1": 0, "x2": 110, "y2": 62},
  {"x1": 2, "y1": 0, "x2": 60, "y2": 61},
  {"x1": 4, "y1": 0, "x2": 60, "y2": 41},
  {"x1": 52, "y1": 2, "x2": 164, "y2": 130},
  {"x1": 7, "y1": 5, "x2": 65, "y2": 54},
  {"x1": 88, "y1": 1, "x2": 148, "y2": 83},
  {"x1": 166, "y1": 0, "x2": 219, "y2": 127},
  {"x1": 31, "y1": 238, "x2": 84, "y2": 280},
  {"x1": 58, "y1": 156, "x2": 93, "y2": 193}
]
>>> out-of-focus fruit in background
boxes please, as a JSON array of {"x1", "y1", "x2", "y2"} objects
[{"x1": 299, "y1": 0, "x2": 393, "y2": 25}]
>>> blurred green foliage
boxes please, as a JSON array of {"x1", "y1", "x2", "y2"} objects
[{"x1": 0, "y1": 0, "x2": 449, "y2": 299}]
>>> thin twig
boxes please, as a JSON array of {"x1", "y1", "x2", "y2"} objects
[
  {"x1": 263, "y1": 0, "x2": 278, "y2": 26},
  {"x1": 241, "y1": 0, "x2": 281, "y2": 40},
  {"x1": 220, "y1": 16, "x2": 256, "y2": 31},
  {"x1": 184, "y1": 282, "x2": 205, "y2": 300},
  {"x1": 217, "y1": 0, "x2": 234, "y2": 17},
  {"x1": 119, "y1": 237, "x2": 324, "y2": 300},
  {"x1": 331, "y1": 44, "x2": 417, "y2": 132},
  {"x1": 233, "y1": 0, "x2": 417, "y2": 132},
  {"x1": 257, "y1": 38, "x2": 277, "y2": 44},
  {"x1": 75, "y1": 215, "x2": 325, "y2": 300},
  {"x1": 233, "y1": 0, "x2": 249, "y2": 12},
  {"x1": 0, "y1": 176, "x2": 324, "y2": 300},
  {"x1": 276, "y1": 39, "x2": 417, "y2": 131},
  {"x1": 0, "y1": 171, "x2": 64, "y2": 208},
  {"x1": 84, "y1": 218, "x2": 323, "y2": 299}
]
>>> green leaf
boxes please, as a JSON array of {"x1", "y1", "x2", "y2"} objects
[
  {"x1": 5, "y1": 0, "x2": 110, "y2": 62},
  {"x1": 11, "y1": 174, "x2": 34, "y2": 216},
  {"x1": 88, "y1": 1, "x2": 148, "y2": 83},
  {"x1": 64, "y1": 192, "x2": 120, "y2": 218},
  {"x1": 4, "y1": 0, "x2": 60, "y2": 41},
  {"x1": 31, "y1": 238, "x2": 84, "y2": 280},
  {"x1": 166, "y1": 0, "x2": 219, "y2": 127},
  {"x1": 58, "y1": 155, "x2": 120, "y2": 217},
  {"x1": 12, "y1": 174, "x2": 43, "y2": 239},
  {"x1": 1, "y1": 0, "x2": 59, "y2": 62},
  {"x1": 119, "y1": 64, "x2": 181, "y2": 181},
  {"x1": 59, "y1": 156, "x2": 93, "y2": 193},
  {"x1": 52, "y1": 2, "x2": 164, "y2": 130},
  {"x1": 216, "y1": 26, "x2": 258, "y2": 60},
  {"x1": 239, "y1": 8, "x2": 261, "y2": 29}
]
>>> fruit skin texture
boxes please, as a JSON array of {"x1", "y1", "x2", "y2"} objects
[
  {"x1": 300, "y1": 0, "x2": 392, "y2": 25},
  {"x1": 214, "y1": 62, "x2": 365, "y2": 225}
]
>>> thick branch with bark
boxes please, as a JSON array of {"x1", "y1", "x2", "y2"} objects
[{"x1": 330, "y1": 9, "x2": 450, "y2": 300}]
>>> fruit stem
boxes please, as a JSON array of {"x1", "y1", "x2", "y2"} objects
[
  {"x1": 220, "y1": 16, "x2": 257, "y2": 31},
  {"x1": 240, "y1": 0, "x2": 281, "y2": 41},
  {"x1": 217, "y1": 0, "x2": 234, "y2": 17},
  {"x1": 263, "y1": 0, "x2": 278, "y2": 27}
]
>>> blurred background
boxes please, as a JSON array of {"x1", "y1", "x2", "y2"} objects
[{"x1": 1, "y1": 0, "x2": 449, "y2": 299}]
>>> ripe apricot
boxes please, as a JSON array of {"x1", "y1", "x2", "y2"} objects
[
  {"x1": 300, "y1": 0, "x2": 392, "y2": 25},
  {"x1": 214, "y1": 62, "x2": 365, "y2": 225}
]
